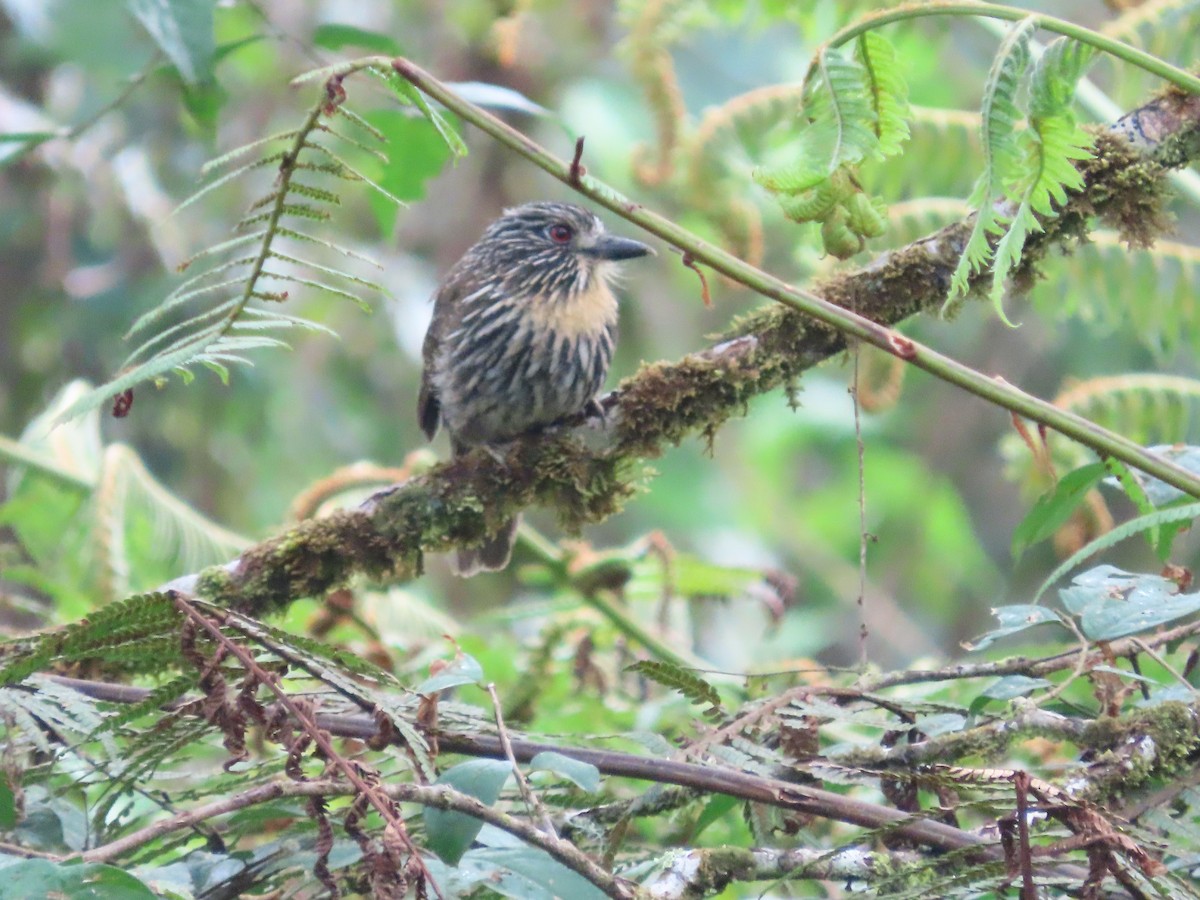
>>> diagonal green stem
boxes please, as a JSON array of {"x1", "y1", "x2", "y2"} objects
[
  {"x1": 391, "y1": 57, "x2": 1200, "y2": 501},
  {"x1": 824, "y1": 4, "x2": 1200, "y2": 96}
]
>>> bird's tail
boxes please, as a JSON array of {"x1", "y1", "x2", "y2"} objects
[{"x1": 453, "y1": 515, "x2": 519, "y2": 577}]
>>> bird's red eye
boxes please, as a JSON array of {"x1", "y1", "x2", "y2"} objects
[{"x1": 548, "y1": 223, "x2": 574, "y2": 243}]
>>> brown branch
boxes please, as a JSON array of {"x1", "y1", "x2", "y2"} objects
[
  {"x1": 50, "y1": 672, "x2": 1079, "y2": 876},
  {"x1": 859, "y1": 617, "x2": 1200, "y2": 692}
]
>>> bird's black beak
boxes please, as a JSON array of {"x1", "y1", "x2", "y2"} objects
[{"x1": 587, "y1": 234, "x2": 655, "y2": 261}]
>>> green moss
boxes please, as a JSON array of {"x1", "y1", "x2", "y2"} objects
[{"x1": 1080, "y1": 702, "x2": 1200, "y2": 800}]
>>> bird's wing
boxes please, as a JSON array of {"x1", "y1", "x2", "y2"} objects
[
  {"x1": 417, "y1": 269, "x2": 470, "y2": 441},
  {"x1": 417, "y1": 323, "x2": 443, "y2": 441}
]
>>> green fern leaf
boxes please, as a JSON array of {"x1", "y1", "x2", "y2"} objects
[
  {"x1": 334, "y1": 104, "x2": 386, "y2": 142},
  {"x1": 258, "y1": 273, "x2": 373, "y2": 310},
  {"x1": 311, "y1": 127, "x2": 388, "y2": 162},
  {"x1": 300, "y1": 143, "x2": 406, "y2": 207},
  {"x1": 946, "y1": 16, "x2": 1037, "y2": 321},
  {"x1": 1029, "y1": 37, "x2": 1095, "y2": 119},
  {"x1": 989, "y1": 38, "x2": 1095, "y2": 314},
  {"x1": 235, "y1": 309, "x2": 338, "y2": 336},
  {"x1": 175, "y1": 153, "x2": 285, "y2": 214},
  {"x1": 267, "y1": 250, "x2": 385, "y2": 292},
  {"x1": 854, "y1": 31, "x2": 910, "y2": 158},
  {"x1": 285, "y1": 182, "x2": 342, "y2": 205},
  {"x1": 275, "y1": 226, "x2": 383, "y2": 267},
  {"x1": 754, "y1": 48, "x2": 877, "y2": 194},
  {"x1": 627, "y1": 660, "x2": 724, "y2": 719},
  {"x1": 126, "y1": 276, "x2": 248, "y2": 338},
  {"x1": 125, "y1": 311, "x2": 232, "y2": 367},
  {"x1": 372, "y1": 65, "x2": 468, "y2": 158},
  {"x1": 200, "y1": 129, "x2": 301, "y2": 175},
  {"x1": 90, "y1": 674, "x2": 198, "y2": 737}
]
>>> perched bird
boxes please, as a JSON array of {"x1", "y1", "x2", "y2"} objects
[{"x1": 419, "y1": 201, "x2": 654, "y2": 575}]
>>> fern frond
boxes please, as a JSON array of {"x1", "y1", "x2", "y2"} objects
[
  {"x1": 333, "y1": 104, "x2": 385, "y2": 141},
  {"x1": 175, "y1": 153, "x2": 286, "y2": 215},
  {"x1": 685, "y1": 83, "x2": 806, "y2": 188},
  {"x1": 113, "y1": 444, "x2": 249, "y2": 574},
  {"x1": 755, "y1": 49, "x2": 877, "y2": 194},
  {"x1": 257, "y1": 272, "x2": 372, "y2": 310},
  {"x1": 1033, "y1": 234, "x2": 1200, "y2": 357},
  {"x1": 866, "y1": 107, "x2": 981, "y2": 201},
  {"x1": 126, "y1": 277, "x2": 247, "y2": 338},
  {"x1": 946, "y1": 17, "x2": 1037, "y2": 321},
  {"x1": 0, "y1": 592, "x2": 181, "y2": 685},
  {"x1": 616, "y1": 0, "x2": 692, "y2": 185},
  {"x1": 275, "y1": 226, "x2": 383, "y2": 267},
  {"x1": 199, "y1": 129, "x2": 302, "y2": 175},
  {"x1": 211, "y1": 607, "x2": 435, "y2": 779},
  {"x1": 369, "y1": 64, "x2": 468, "y2": 159},
  {"x1": 854, "y1": 30, "x2": 910, "y2": 157},
  {"x1": 1056, "y1": 374, "x2": 1200, "y2": 446},
  {"x1": 175, "y1": 231, "x2": 266, "y2": 271},
  {"x1": 627, "y1": 660, "x2": 724, "y2": 719},
  {"x1": 298, "y1": 142, "x2": 405, "y2": 206},
  {"x1": 1100, "y1": 0, "x2": 1200, "y2": 102},
  {"x1": 267, "y1": 250, "x2": 385, "y2": 292},
  {"x1": 60, "y1": 74, "x2": 408, "y2": 423},
  {"x1": 125, "y1": 306, "x2": 235, "y2": 367},
  {"x1": 235, "y1": 308, "x2": 339, "y2": 336}
]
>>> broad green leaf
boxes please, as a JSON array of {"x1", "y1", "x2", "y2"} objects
[
  {"x1": 1111, "y1": 445, "x2": 1200, "y2": 507},
  {"x1": 1, "y1": 859, "x2": 157, "y2": 898},
  {"x1": 1011, "y1": 462, "x2": 1106, "y2": 559},
  {"x1": 468, "y1": 847, "x2": 607, "y2": 900},
  {"x1": 963, "y1": 604, "x2": 1060, "y2": 651},
  {"x1": 982, "y1": 675, "x2": 1052, "y2": 700},
  {"x1": 375, "y1": 66, "x2": 468, "y2": 159},
  {"x1": 363, "y1": 109, "x2": 454, "y2": 235},
  {"x1": 1032, "y1": 501, "x2": 1200, "y2": 602},
  {"x1": 415, "y1": 651, "x2": 484, "y2": 694},
  {"x1": 1102, "y1": 457, "x2": 1166, "y2": 557},
  {"x1": 0, "y1": 781, "x2": 14, "y2": 830},
  {"x1": 529, "y1": 751, "x2": 601, "y2": 793},
  {"x1": 128, "y1": 0, "x2": 215, "y2": 84},
  {"x1": 424, "y1": 759, "x2": 510, "y2": 865},
  {"x1": 692, "y1": 793, "x2": 739, "y2": 839},
  {"x1": 1059, "y1": 565, "x2": 1200, "y2": 641},
  {"x1": 915, "y1": 713, "x2": 967, "y2": 737},
  {"x1": 312, "y1": 22, "x2": 402, "y2": 56}
]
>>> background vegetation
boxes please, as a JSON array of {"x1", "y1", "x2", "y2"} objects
[{"x1": 2, "y1": 0, "x2": 1200, "y2": 897}]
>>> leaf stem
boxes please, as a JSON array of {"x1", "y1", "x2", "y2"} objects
[
  {"x1": 390, "y1": 57, "x2": 1200, "y2": 502},
  {"x1": 824, "y1": 4, "x2": 1200, "y2": 97}
]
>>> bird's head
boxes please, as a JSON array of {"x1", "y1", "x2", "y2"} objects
[{"x1": 477, "y1": 201, "x2": 654, "y2": 302}]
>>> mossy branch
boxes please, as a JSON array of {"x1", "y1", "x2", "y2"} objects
[{"x1": 156, "y1": 73, "x2": 1200, "y2": 619}]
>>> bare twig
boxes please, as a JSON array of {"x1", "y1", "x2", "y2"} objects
[
  {"x1": 569, "y1": 135, "x2": 586, "y2": 187},
  {"x1": 1014, "y1": 771, "x2": 1037, "y2": 900},
  {"x1": 487, "y1": 682, "x2": 557, "y2": 837}
]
